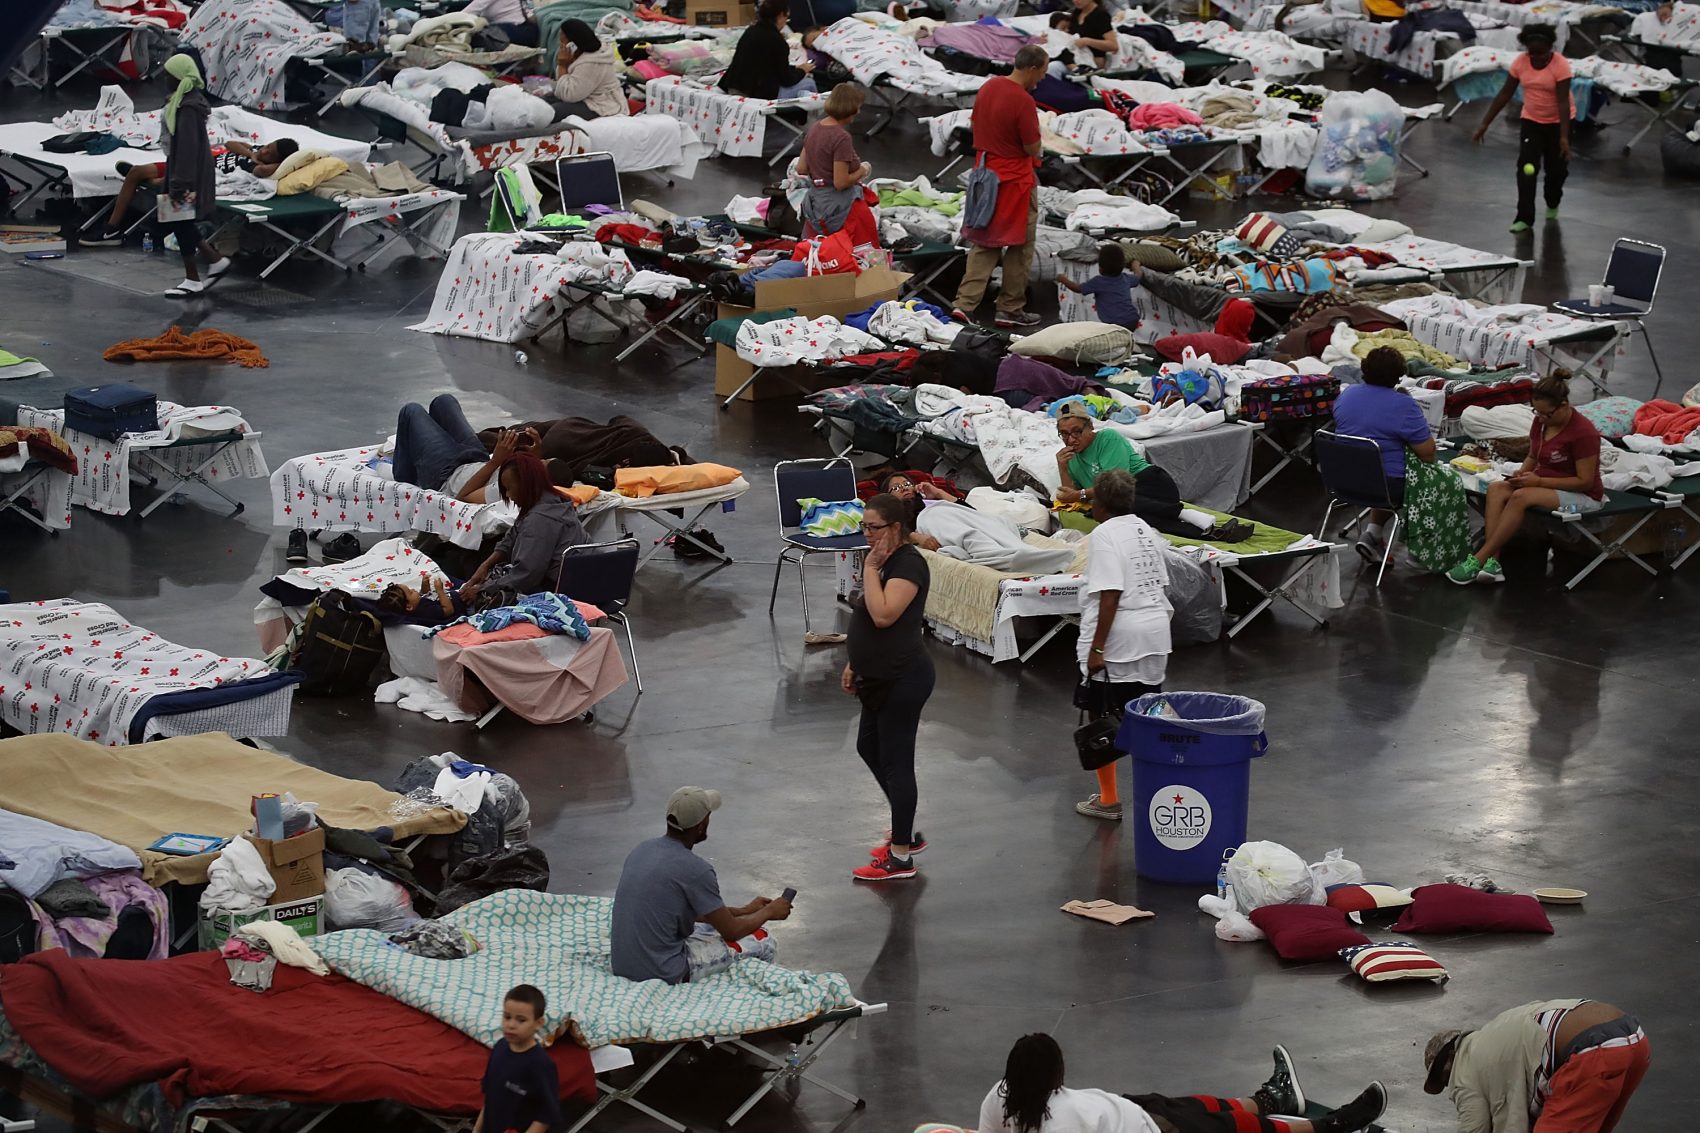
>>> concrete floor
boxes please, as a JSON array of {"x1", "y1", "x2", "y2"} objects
[{"x1": 2, "y1": 57, "x2": 1697, "y2": 1133}]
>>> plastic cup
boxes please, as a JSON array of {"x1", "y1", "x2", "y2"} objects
[{"x1": 1588, "y1": 284, "x2": 1606, "y2": 306}]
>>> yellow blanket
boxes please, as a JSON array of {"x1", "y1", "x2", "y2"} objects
[
  {"x1": 921, "y1": 534, "x2": 1086, "y2": 645},
  {"x1": 0, "y1": 732, "x2": 465, "y2": 887}
]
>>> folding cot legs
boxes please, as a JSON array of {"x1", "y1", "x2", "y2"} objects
[
  {"x1": 863, "y1": 83, "x2": 913, "y2": 137},
  {"x1": 566, "y1": 1044, "x2": 691, "y2": 1133},
  {"x1": 1551, "y1": 504, "x2": 1671, "y2": 589},
  {"x1": 1219, "y1": 553, "x2": 1333, "y2": 637},
  {"x1": 898, "y1": 248, "x2": 965, "y2": 309},
  {"x1": 1615, "y1": 81, "x2": 1700, "y2": 154},
  {"x1": 0, "y1": 467, "x2": 60, "y2": 536},
  {"x1": 1249, "y1": 421, "x2": 1319, "y2": 495},
  {"x1": 40, "y1": 27, "x2": 134, "y2": 89},
  {"x1": 305, "y1": 55, "x2": 391, "y2": 117},
  {"x1": 1151, "y1": 142, "x2": 1239, "y2": 207},
  {"x1": 1319, "y1": 503, "x2": 1401, "y2": 587},
  {"x1": 340, "y1": 197, "x2": 462, "y2": 270},
  {"x1": 1017, "y1": 612, "x2": 1080, "y2": 662},
  {"x1": 617, "y1": 501, "x2": 736, "y2": 570},
  {"x1": 133, "y1": 440, "x2": 247, "y2": 519},
  {"x1": 213, "y1": 209, "x2": 352, "y2": 279},
  {"x1": 534, "y1": 285, "x2": 711, "y2": 364},
  {"x1": 765, "y1": 109, "x2": 810, "y2": 168}
]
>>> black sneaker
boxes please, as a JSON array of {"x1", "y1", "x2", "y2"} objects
[
  {"x1": 1316, "y1": 1082, "x2": 1386, "y2": 1133},
  {"x1": 321, "y1": 532, "x2": 362, "y2": 563},
  {"x1": 1252, "y1": 1044, "x2": 1306, "y2": 1118},
  {"x1": 993, "y1": 310, "x2": 1042, "y2": 329},
  {"x1": 286, "y1": 529, "x2": 309, "y2": 564},
  {"x1": 81, "y1": 228, "x2": 125, "y2": 247}
]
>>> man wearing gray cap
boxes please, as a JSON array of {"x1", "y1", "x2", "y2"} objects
[
  {"x1": 1422, "y1": 998, "x2": 1648, "y2": 1133},
  {"x1": 610, "y1": 787, "x2": 792, "y2": 985}
]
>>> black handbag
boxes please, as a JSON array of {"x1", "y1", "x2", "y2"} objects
[{"x1": 1072, "y1": 672, "x2": 1123, "y2": 771}]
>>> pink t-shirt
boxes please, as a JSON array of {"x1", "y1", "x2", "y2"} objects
[{"x1": 1511, "y1": 52, "x2": 1574, "y2": 124}]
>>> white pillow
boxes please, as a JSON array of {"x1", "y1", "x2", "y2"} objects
[{"x1": 1008, "y1": 321, "x2": 1135, "y2": 365}]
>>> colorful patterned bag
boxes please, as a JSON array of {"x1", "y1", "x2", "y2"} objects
[{"x1": 1238, "y1": 373, "x2": 1341, "y2": 422}]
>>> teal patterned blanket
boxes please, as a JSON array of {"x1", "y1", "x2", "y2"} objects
[{"x1": 312, "y1": 890, "x2": 858, "y2": 1049}]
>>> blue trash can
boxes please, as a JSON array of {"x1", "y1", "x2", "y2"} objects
[{"x1": 1115, "y1": 692, "x2": 1267, "y2": 884}]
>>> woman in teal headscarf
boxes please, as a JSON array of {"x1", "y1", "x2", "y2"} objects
[{"x1": 159, "y1": 53, "x2": 231, "y2": 298}]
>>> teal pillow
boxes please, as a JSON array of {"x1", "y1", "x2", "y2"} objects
[
  {"x1": 1576, "y1": 395, "x2": 1642, "y2": 441},
  {"x1": 797, "y1": 497, "x2": 863, "y2": 537}
]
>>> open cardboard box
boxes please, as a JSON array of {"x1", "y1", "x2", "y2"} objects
[
  {"x1": 243, "y1": 826, "x2": 326, "y2": 904},
  {"x1": 684, "y1": 0, "x2": 755, "y2": 26},
  {"x1": 714, "y1": 266, "x2": 911, "y2": 402}
]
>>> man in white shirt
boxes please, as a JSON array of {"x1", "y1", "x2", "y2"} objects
[
  {"x1": 464, "y1": 0, "x2": 539, "y2": 46},
  {"x1": 1074, "y1": 468, "x2": 1172, "y2": 822}
]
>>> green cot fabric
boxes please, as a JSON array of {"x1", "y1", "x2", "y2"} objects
[
  {"x1": 1058, "y1": 506, "x2": 1308, "y2": 555},
  {"x1": 705, "y1": 307, "x2": 798, "y2": 348},
  {"x1": 877, "y1": 187, "x2": 963, "y2": 215},
  {"x1": 313, "y1": 890, "x2": 858, "y2": 1049},
  {"x1": 1399, "y1": 451, "x2": 1473, "y2": 573}
]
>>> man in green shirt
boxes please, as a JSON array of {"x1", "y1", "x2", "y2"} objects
[{"x1": 1053, "y1": 403, "x2": 1250, "y2": 540}]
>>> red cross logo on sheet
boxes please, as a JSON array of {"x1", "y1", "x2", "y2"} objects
[{"x1": 170, "y1": 668, "x2": 179, "y2": 677}]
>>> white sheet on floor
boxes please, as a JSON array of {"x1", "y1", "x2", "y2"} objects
[{"x1": 375, "y1": 676, "x2": 478, "y2": 723}]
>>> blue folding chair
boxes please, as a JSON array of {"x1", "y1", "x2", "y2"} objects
[
  {"x1": 770, "y1": 458, "x2": 867, "y2": 635},
  {"x1": 556, "y1": 537, "x2": 643, "y2": 694},
  {"x1": 1552, "y1": 238, "x2": 1665, "y2": 397},
  {"x1": 1315, "y1": 429, "x2": 1404, "y2": 587}
]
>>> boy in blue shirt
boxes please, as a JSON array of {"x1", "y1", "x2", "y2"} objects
[
  {"x1": 475, "y1": 985, "x2": 562, "y2": 1133},
  {"x1": 1060, "y1": 243, "x2": 1142, "y2": 332}
]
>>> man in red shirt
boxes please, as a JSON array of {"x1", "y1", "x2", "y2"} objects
[{"x1": 952, "y1": 45, "x2": 1048, "y2": 329}]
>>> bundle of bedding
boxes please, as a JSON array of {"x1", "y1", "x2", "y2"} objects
[
  {"x1": 0, "y1": 600, "x2": 296, "y2": 745},
  {"x1": 811, "y1": 17, "x2": 992, "y2": 96},
  {"x1": 1440, "y1": 44, "x2": 1679, "y2": 94},
  {"x1": 407, "y1": 232, "x2": 639, "y2": 344},
  {"x1": 314, "y1": 889, "x2": 860, "y2": 1049},
  {"x1": 1119, "y1": 10, "x2": 1329, "y2": 77},
  {"x1": 735, "y1": 316, "x2": 886, "y2": 367},
  {"x1": 183, "y1": 0, "x2": 346, "y2": 111},
  {"x1": 0, "y1": 950, "x2": 596, "y2": 1111}
]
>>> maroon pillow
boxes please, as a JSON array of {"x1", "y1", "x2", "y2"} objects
[
  {"x1": 1247, "y1": 904, "x2": 1371, "y2": 962},
  {"x1": 1391, "y1": 884, "x2": 1554, "y2": 935},
  {"x1": 1153, "y1": 333, "x2": 1252, "y2": 365}
]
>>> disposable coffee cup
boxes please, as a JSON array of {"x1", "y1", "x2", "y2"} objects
[{"x1": 1588, "y1": 284, "x2": 1606, "y2": 306}]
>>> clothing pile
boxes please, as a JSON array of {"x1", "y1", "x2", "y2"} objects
[{"x1": 1303, "y1": 88, "x2": 1403, "y2": 201}]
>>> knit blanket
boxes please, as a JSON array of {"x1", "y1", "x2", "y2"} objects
[
  {"x1": 921, "y1": 533, "x2": 1084, "y2": 648},
  {"x1": 0, "y1": 599, "x2": 271, "y2": 745},
  {"x1": 313, "y1": 890, "x2": 859, "y2": 1049},
  {"x1": 429, "y1": 593, "x2": 590, "y2": 640},
  {"x1": 0, "y1": 427, "x2": 76, "y2": 476},
  {"x1": 183, "y1": 0, "x2": 345, "y2": 111},
  {"x1": 103, "y1": 327, "x2": 268, "y2": 368},
  {"x1": 17, "y1": 403, "x2": 267, "y2": 518}
]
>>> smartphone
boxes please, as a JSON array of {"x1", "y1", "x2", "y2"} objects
[
  {"x1": 781, "y1": 887, "x2": 797, "y2": 903},
  {"x1": 24, "y1": 252, "x2": 63, "y2": 260}
]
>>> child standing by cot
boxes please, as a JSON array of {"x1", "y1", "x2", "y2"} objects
[
  {"x1": 1059, "y1": 243, "x2": 1143, "y2": 333},
  {"x1": 474, "y1": 985, "x2": 562, "y2": 1133}
]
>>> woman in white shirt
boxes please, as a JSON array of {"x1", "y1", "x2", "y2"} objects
[
  {"x1": 979, "y1": 1034, "x2": 1387, "y2": 1133},
  {"x1": 1073, "y1": 469, "x2": 1172, "y2": 823}
]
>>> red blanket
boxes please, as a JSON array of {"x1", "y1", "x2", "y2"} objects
[
  {"x1": 0, "y1": 951, "x2": 595, "y2": 1110},
  {"x1": 1632, "y1": 398, "x2": 1700, "y2": 444}
]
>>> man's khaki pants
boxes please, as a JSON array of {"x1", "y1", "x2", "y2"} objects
[{"x1": 953, "y1": 190, "x2": 1039, "y2": 316}]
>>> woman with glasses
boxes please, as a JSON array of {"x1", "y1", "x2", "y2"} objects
[{"x1": 842, "y1": 493, "x2": 932, "y2": 883}]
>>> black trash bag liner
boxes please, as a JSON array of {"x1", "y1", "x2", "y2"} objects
[{"x1": 435, "y1": 845, "x2": 551, "y2": 915}]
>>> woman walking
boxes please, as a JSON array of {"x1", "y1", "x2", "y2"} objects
[
  {"x1": 158, "y1": 53, "x2": 232, "y2": 297},
  {"x1": 1472, "y1": 25, "x2": 1572, "y2": 233},
  {"x1": 842, "y1": 493, "x2": 932, "y2": 882}
]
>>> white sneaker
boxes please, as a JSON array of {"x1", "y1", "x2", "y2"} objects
[{"x1": 1076, "y1": 793, "x2": 1123, "y2": 821}]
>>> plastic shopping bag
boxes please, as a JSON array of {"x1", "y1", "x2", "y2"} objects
[
  {"x1": 1308, "y1": 848, "x2": 1365, "y2": 889},
  {"x1": 1226, "y1": 840, "x2": 1323, "y2": 912}
]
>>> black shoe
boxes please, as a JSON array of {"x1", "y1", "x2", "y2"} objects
[
  {"x1": 321, "y1": 532, "x2": 362, "y2": 563},
  {"x1": 1251, "y1": 1044, "x2": 1306, "y2": 1118},
  {"x1": 1209, "y1": 519, "x2": 1255, "y2": 543},
  {"x1": 286, "y1": 529, "x2": 309, "y2": 564},
  {"x1": 1315, "y1": 1082, "x2": 1386, "y2": 1133},
  {"x1": 81, "y1": 228, "x2": 125, "y2": 246}
]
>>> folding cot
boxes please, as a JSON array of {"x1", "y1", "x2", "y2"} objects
[
  {"x1": 706, "y1": 212, "x2": 969, "y2": 309},
  {"x1": 1380, "y1": 296, "x2": 1628, "y2": 396},
  {"x1": 599, "y1": 477, "x2": 753, "y2": 568},
  {"x1": 31, "y1": 22, "x2": 177, "y2": 89},
  {"x1": 0, "y1": 426, "x2": 76, "y2": 536},
  {"x1": 1347, "y1": 18, "x2": 1475, "y2": 79},
  {"x1": 642, "y1": 75, "x2": 826, "y2": 167},
  {"x1": 16, "y1": 403, "x2": 264, "y2": 522},
  {"x1": 271, "y1": 444, "x2": 512, "y2": 549},
  {"x1": 213, "y1": 188, "x2": 463, "y2": 279},
  {"x1": 531, "y1": 273, "x2": 716, "y2": 362},
  {"x1": 0, "y1": 602, "x2": 301, "y2": 747}
]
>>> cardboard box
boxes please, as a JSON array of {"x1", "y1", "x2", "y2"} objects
[
  {"x1": 243, "y1": 827, "x2": 326, "y2": 904},
  {"x1": 713, "y1": 266, "x2": 911, "y2": 402},
  {"x1": 198, "y1": 896, "x2": 325, "y2": 951},
  {"x1": 685, "y1": 0, "x2": 754, "y2": 26}
]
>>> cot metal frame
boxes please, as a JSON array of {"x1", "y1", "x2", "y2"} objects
[
  {"x1": 132, "y1": 434, "x2": 250, "y2": 520},
  {"x1": 1249, "y1": 418, "x2": 1321, "y2": 495},
  {"x1": 613, "y1": 491, "x2": 741, "y2": 569},
  {"x1": 764, "y1": 103, "x2": 813, "y2": 168},
  {"x1": 39, "y1": 26, "x2": 136, "y2": 88},
  {"x1": 1212, "y1": 546, "x2": 1339, "y2": 637},
  {"x1": 213, "y1": 202, "x2": 352, "y2": 278},
  {"x1": 531, "y1": 282, "x2": 712, "y2": 365},
  {"x1": 300, "y1": 52, "x2": 393, "y2": 117},
  {"x1": 0, "y1": 465, "x2": 61, "y2": 536},
  {"x1": 1457, "y1": 478, "x2": 1674, "y2": 589}
]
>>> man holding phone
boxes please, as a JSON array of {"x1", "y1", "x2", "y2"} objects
[{"x1": 610, "y1": 787, "x2": 793, "y2": 984}]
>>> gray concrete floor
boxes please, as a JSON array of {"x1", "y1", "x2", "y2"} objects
[{"x1": 1, "y1": 57, "x2": 1697, "y2": 1133}]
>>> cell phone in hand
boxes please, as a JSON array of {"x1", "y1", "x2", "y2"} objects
[{"x1": 781, "y1": 887, "x2": 797, "y2": 903}]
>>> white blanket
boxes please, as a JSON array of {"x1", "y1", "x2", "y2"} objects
[
  {"x1": 407, "y1": 233, "x2": 634, "y2": 344},
  {"x1": 813, "y1": 17, "x2": 989, "y2": 95},
  {"x1": 915, "y1": 384, "x2": 1068, "y2": 491},
  {"x1": 735, "y1": 316, "x2": 883, "y2": 367},
  {"x1": 643, "y1": 76, "x2": 824, "y2": 160},
  {"x1": 919, "y1": 502, "x2": 1077, "y2": 572},
  {"x1": 0, "y1": 599, "x2": 269, "y2": 745},
  {"x1": 184, "y1": 0, "x2": 346, "y2": 112},
  {"x1": 1599, "y1": 446, "x2": 1700, "y2": 491},
  {"x1": 17, "y1": 403, "x2": 267, "y2": 517},
  {"x1": 1440, "y1": 45, "x2": 1678, "y2": 94},
  {"x1": 1380, "y1": 295, "x2": 1615, "y2": 370},
  {"x1": 1632, "y1": 2, "x2": 1700, "y2": 46},
  {"x1": 0, "y1": 807, "x2": 142, "y2": 899},
  {"x1": 270, "y1": 445, "x2": 509, "y2": 549}
]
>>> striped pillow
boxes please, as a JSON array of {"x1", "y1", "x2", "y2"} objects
[
  {"x1": 1235, "y1": 213, "x2": 1301, "y2": 258},
  {"x1": 797, "y1": 497, "x2": 864, "y2": 537},
  {"x1": 1339, "y1": 940, "x2": 1449, "y2": 983}
]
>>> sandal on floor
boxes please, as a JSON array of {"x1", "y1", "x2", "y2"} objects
[
  {"x1": 803, "y1": 631, "x2": 847, "y2": 645},
  {"x1": 163, "y1": 279, "x2": 206, "y2": 298}
]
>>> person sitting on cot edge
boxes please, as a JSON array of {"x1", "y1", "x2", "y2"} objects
[
  {"x1": 609, "y1": 787, "x2": 792, "y2": 985},
  {"x1": 85, "y1": 139, "x2": 299, "y2": 246}
]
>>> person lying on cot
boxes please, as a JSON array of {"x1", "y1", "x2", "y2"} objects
[
  {"x1": 981, "y1": 1033, "x2": 1387, "y2": 1133},
  {"x1": 392, "y1": 394, "x2": 545, "y2": 504},
  {"x1": 476, "y1": 414, "x2": 692, "y2": 484},
  {"x1": 85, "y1": 139, "x2": 300, "y2": 247},
  {"x1": 610, "y1": 787, "x2": 792, "y2": 985},
  {"x1": 877, "y1": 472, "x2": 1077, "y2": 574},
  {"x1": 375, "y1": 573, "x2": 468, "y2": 626},
  {"x1": 460, "y1": 453, "x2": 589, "y2": 606}
]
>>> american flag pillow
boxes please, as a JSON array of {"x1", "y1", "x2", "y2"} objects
[{"x1": 1340, "y1": 941, "x2": 1449, "y2": 983}]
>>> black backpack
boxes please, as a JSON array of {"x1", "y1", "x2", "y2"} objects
[{"x1": 289, "y1": 589, "x2": 385, "y2": 696}]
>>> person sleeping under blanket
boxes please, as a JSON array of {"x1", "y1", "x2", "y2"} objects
[
  {"x1": 476, "y1": 414, "x2": 692, "y2": 486},
  {"x1": 878, "y1": 473, "x2": 1077, "y2": 574}
]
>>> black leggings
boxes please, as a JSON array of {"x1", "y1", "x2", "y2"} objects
[
  {"x1": 170, "y1": 219, "x2": 204, "y2": 259},
  {"x1": 1516, "y1": 119, "x2": 1568, "y2": 225},
  {"x1": 855, "y1": 654, "x2": 934, "y2": 846},
  {"x1": 1131, "y1": 465, "x2": 1191, "y2": 537}
]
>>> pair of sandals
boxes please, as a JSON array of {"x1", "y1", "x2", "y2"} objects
[
  {"x1": 1203, "y1": 518, "x2": 1256, "y2": 543},
  {"x1": 164, "y1": 257, "x2": 231, "y2": 298}
]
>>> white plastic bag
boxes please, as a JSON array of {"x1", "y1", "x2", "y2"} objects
[
  {"x1": 1309, "y1": 848, "x2": 1365, "y2": 889},
  {"x1": 1215, "y1": 910, "x2": 1266, "y2": 942},
  {"x1": 1303, "y1": 88, "x2": 1403, "y2": 201},
  {"x1": 324, "y1": 868, "x2": 418, "y2": 932},
  {"x1": 1226, "y1": 840, "x2": 1323, "y2": 912}
]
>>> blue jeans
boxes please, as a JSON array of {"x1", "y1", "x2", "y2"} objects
[
  {"x1": 393, "y1": 395, "x2": 488, "y2": 491},
  {"x1": 776, "y1": 76, "x2": 817, "y2": 100}
]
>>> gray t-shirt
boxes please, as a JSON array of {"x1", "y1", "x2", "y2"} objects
[{"x1": 609, "y1": 835, "x2": 724, "y2": 984}]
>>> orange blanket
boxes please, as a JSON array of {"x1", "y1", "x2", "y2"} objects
[
  {"x1": 1632, "y1": 399, "x2": 1700, "y2": 444},
  {"x1": 104, "y1": 326, "x2": 269, "y2": 369}
]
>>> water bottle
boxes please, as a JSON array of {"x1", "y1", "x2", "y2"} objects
[
  {"x1": 1665, "y1": 519, "x2": 1689, "y2": 569},
  {"x1": 140, "y1": 232, "x2": 154, "y2": 253},
  {"x1": 1216, "y1": 853, "x2": 1234, "y2": 907},
  {"x1": 513, "y1": 350, "x2": 529, "y2": 367}
]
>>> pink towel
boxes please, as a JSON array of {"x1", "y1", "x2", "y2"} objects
[{"x1": 1127, "y1": 103, "x2": 1204, "y2": 129}]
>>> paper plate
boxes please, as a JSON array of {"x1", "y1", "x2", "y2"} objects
[{"x1": 1533, "y1": 887, "x2": 1587, "y2": 905}]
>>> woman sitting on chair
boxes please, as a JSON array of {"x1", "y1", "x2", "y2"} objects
[
  {"x1": 461, "y1": 453, "x2": 590, "y2": 605},
  {"x1": 1330, "y1": 346, "x2": 1437, "y2": 563},
  {"x1": 1447, "y1": 371, "x2": 1601, "y2": 586},
  {"x1": 554, "y1": 20, "x2": 629, "y2": 119}
]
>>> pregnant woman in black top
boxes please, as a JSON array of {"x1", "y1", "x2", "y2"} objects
[{"x1": 842, "y1": 493, "x2": 933, "y2": 883}]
